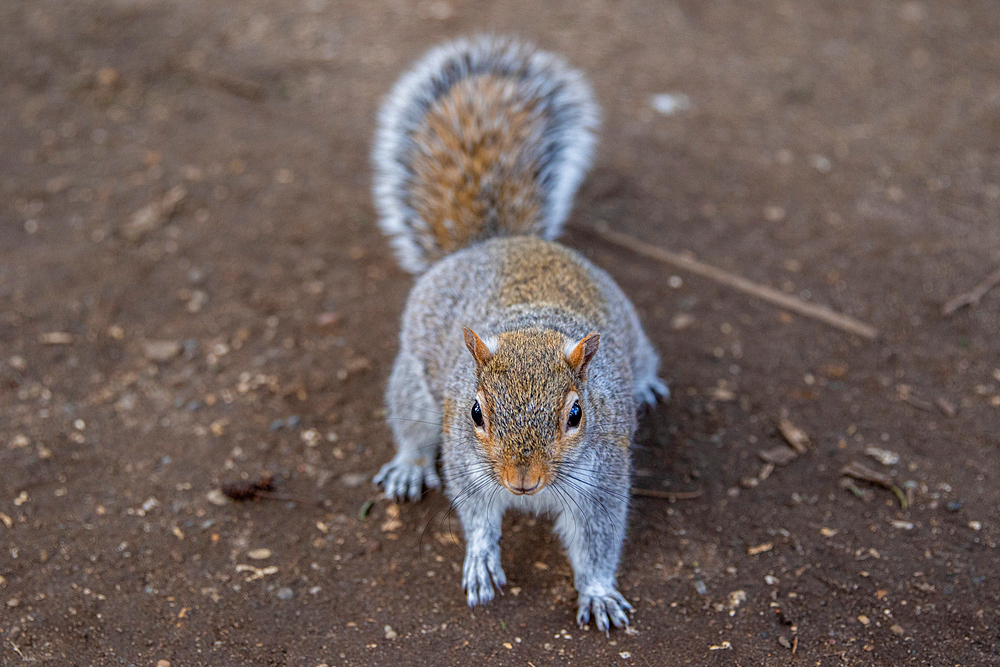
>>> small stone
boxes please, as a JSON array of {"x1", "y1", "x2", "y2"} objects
[
  {"x1": 946, "y1": 501, "x2": 962, "y2": 512},
  {"x1": 810, "y1": 155, "x2": 832, "y2": 172},
  {"x1": 858, "y1": 614, "x2": 870, "y2": 626},
  {"x1": 650, "y1": 93, "x2": 691, "y2": 115},
  {"x1": 316, "y1": 312, "x2": 340, "y2": 327},
  {"x1": 276, "y1": 587, "x2": 294, "y2": 600},
  {"x1": 247, "y1": 548, "x2": 272, "y2": 560},
  {"x1": 39, "y1": 332, "x2": 73, "y2": 345},
  {"x1": 670, "y1": 313, "x2": 694, "y2": 330},
  {"x1": 96, "y1": 67, "x2": 121, "y2": 89},
  {"x1": 143, "y1": 340, "x2": 181, "y2": 362},
  {"x1": 764, "y1": 205, "x2": 786, "y2": 222},
  {"x1": 757, "y1": 446, "x2": 798, "y2": 466},
  {"x1": 384, "y1": 625, "x2": 398, "y2": 640},
  {"x1": 156, "y1": 660, "x2": 171, "y2": 667},
  {"x1": 340, "y1": 473, "x2": 368, "y2": 488},
  {"x1": 865, "y1": 447, "x2": 899, "y2": 466},
  {"x1": 969, "y1": 521, "x2": 982, "y2": 531},
  {"x1": 890, "y1": 624, "x2": 904, "y2": 635},
  {"x1": 206, "y1": 489, "x2": 228, "y2": 506}
]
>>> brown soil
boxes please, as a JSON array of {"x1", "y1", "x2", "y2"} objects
[{"x1": 2, "y1": 1, "x2": 998, "y2": 665}]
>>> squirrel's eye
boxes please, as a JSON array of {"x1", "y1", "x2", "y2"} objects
[
  {"x1": 566, "y1": 400, "x2": 582, "y2": 429},
  {"x1": 471, "y1": 400, "x2": 484, "y2": 428}
]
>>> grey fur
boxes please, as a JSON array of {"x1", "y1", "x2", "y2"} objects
[{"x1": 371, "y1": 39, "x2": 667, "y2": 631}]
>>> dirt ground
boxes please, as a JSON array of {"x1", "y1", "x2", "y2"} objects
[{"x1": 2, "y1": 1, "x2": 999, "y2": 665}]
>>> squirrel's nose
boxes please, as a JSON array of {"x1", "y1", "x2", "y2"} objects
[{"x1": 504, "y1": 466, "x2": 544, "y2": 495}]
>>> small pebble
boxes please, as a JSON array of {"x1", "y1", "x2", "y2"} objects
[
  {"x1": 143, "y1": 340, "x2": 181, "y2": 362},
  {"x1": 247, "y1": 548, "x2": 272, "y2": 560},
  {"x1": 340, "y1": 473, "x2": 369, "y2": 488},
  {"x1": 276, "y1": 587, "x2": 294, "y2": 600},
  {"x1": 384, "y1": 625, "x2": 398, "y2": 640},
  {"x1": 650, "y1": 92, "x2": 691, "y2": 115},
  {"x1": 946, "y1": 501, "x2": 962, "y2": 512}
]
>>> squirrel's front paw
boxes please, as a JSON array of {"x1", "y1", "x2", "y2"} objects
[
  {"x1": 576, "y1": 588, "x2": 633, "y2": 632},
  {"x1": 636, "y1": 377, "x2": 670, "y2": 406},
  {"x1": 373, "y1": 455, "x2": 440, "y2": 502},
  {"x1": 463, "y1": 548, "x2": 506, "y2": 607}
]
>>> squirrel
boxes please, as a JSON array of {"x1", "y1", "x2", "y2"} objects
[{"x1": 371, "y1": 36, "x2": 668, "y2": 632}]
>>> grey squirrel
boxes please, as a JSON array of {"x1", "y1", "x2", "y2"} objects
[{"x1": 371, "y1": 36, "x2": 668, "y2": 632}]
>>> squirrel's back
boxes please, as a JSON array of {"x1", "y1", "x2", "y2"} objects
[{"x1": 372, "y1": 36, "x2": 599, "y2": 273}]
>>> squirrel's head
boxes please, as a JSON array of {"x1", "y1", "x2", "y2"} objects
[{"x1": 462, "y1": 326, "x2": 600, "y2": 496}]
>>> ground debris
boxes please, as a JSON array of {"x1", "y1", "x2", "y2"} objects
[
  {"x1": 841, "y1": 461, "x2": 894, "y2": 488},
  {"x1": 942, "y1": 266, "x2": 1000, "y2": 315},
  {"x1": 935, "y1": 397, "x2": 957, "y2": 418},
  {"x1": 778, "y1": 419, "x2": 810, "y2": 453},
  {"x1": 864, "y1": 447, "x2": 899, "y2": 466},
  {"x1": 221, "y1": 475, "x2": 275, "y2": 502},
  {"x1": 39, "y1": 332, "x2": 73, "y2": 345},
  {"x1": 236, "y1": 564, "x2": 278, "y2": 581},
  {"x1": 142, "y1": 340, "x2": 181, "y2": 362},
  {"x1": 841, "y1": 461, "x2": 907, "y2": 508},
  {"x1": 747, "y1": 542, "x2": 773, "y2": 555},
  {"x1": 123, "y1": 185, "x2": 186, "y2": 241},
  {"x1": 758, "y1": 446, "x2": 798, "y2": 466},
  {"x1": 896, "y1": 384, "x2": 933, "y2": 411}
]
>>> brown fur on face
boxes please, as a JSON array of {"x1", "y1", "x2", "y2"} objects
[{"x1": 463, "y1": 328, "x2": 599, "y2": 495}]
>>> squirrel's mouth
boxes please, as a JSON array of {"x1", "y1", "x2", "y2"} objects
[{"x1": 505, "y1": 479, "x2": 542, "y2": 495}]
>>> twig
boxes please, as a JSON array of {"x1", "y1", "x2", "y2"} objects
[
  {"x1": 630, "y1": 487, "x2": 702, "y2": 500},
  {"x1": 8, "y1": 639, "x2": 29, "y2": 662},
  {"x1": 942, "y1": 266, "x2": 1000, "y2": 315},
  {"x1": 579, "y1": 224, "x2": 879, "y2": 340},
  {"x1": 841, "y1": 461, "x2": 907, "y2": 509}
]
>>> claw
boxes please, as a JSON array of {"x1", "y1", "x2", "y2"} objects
[
  {"x1": 463, "y1": 548, "x2": 506, "y2": 607},
  {"x1": 373, "y1": 456, "x2": 439, "y2": 503},
  {"x1": 577, "y1": 589, "x2": 632, "y2": 632}
]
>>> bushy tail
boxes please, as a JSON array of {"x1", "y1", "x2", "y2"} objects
[{"x1": 372, "y1": 36, "x2": 599, "y2": 274}]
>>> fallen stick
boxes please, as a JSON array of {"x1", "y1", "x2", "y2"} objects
[
  {"x1": 941, "y1": 266, "x2": 1000, "y2": 315},
  {"x1": 630, "y1": 487, "x2": 702, "y2": 500},
  {"x1": 580, "y1": 224, "x2": 879, "y2": 341}
]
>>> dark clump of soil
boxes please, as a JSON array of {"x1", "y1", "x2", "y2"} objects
[{"x1": 1, "y1": 1, "x2": 998, "y2": 665}]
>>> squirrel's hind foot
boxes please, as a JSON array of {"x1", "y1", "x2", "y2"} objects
[
  {"x1": 576, "y1": 589, "x2": 633, "y2": 633},
  {"x1": 373, "y1": 454, "x2": 441, "y2": 502}
]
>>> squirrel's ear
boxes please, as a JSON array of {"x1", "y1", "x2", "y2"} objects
[
  {"x1": 463, "y1": 327, "x2": 494, "y2": 367},
  {"x1": 565, "y1": 332, "x2": 600, "y2": 376}
]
